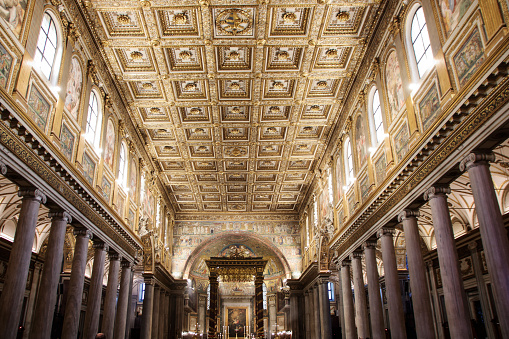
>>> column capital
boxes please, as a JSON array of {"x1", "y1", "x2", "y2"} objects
[
  {"x1": 0, "y1": 157, "x2": 7, "y2": 175},
  {"x1": 144, "y1": 276, "x2": 155, "y2": 285},
  {"x1": 73, "y1": 227, "x2": 92, "y2": 239},
  {"x1": 351, "y1": 250, "x2": 363, "y2": 260},
  {"x1": 398, "y1": 209, "x2": 419, "y2": 222},
  {"x1": 377, "y1": 226, "x2": 396, "y2": 238},
  {"x1": 341, "y1": 259, "x2": 351, "y2": 267},
  {"x1": 363, "y1": 239, "x2": 378, "y2": 249},
  {"x1": 459, "y1": 152, "x2": 495, "y2": 172},
  {"x1": 18, "y1": 187, "x2": 47, "y2": 204},
  {"x1": 467, "y1": 241, "x2": 479, "y2": 253},
  {"x1": 92, "y1": 240, "x2": 108, "y2": 252},
  {"x1": 108, "y1": 251, "x2": 121, "y2": 261},
  {"x1": 423, "y1": 186, "x2": 451, "y2": 201},
  {"x1": 121, "y1": 260, "x2": 133, "y2": 268},
  {"x1": 48, "y1": 210, "x2": 72, "y2": 223}
]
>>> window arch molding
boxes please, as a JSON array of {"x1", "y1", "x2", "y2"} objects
[
  {"x1": 34, "y1": 9, "x2": 64, "y2": 85},
  {"x1": 84, "y1": 88, "x2": 104, "y2": 152},
  {"x1": 367, "y1": 84, "x2": 386, "y2": 148},
  {"x1": 404, "y1": 2, "x2": 435, "y2": 83}
]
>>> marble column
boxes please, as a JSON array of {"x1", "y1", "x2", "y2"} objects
[
  {"x1": 335, "y1": 274, "x2": 346, "y2": 339},
  {"x1": 379, "y1": 227, "x2": 406, "y2": 338},
  {"x1": 61, "y1": 228, "x2": 92, "y2": 339},
  {"x1": 0, "y1": 188, "x2": 46, "y2": 338},
  {"x1": 23, "y1": 261, "x2": 43, "y2": 339},
  {"x1": 255, "y1": 273, "x2": 265, "y2": 338},
  {"x1": 29, "y1": 211, "x2": 71, "y2": 339},
  {"x1": 126, "y1": 267, "x2": 135, "y2": 339},
  {"x1": 208, "y1": 273, "x2": 218, "y2": 339},
  {"x1": 468, "y1": 241, "x2": 496, "y2": 338},
  {"x1": 313, "y1": 284, "x2": 321, "y2": 339},
  {"x1": 114, "y1": 260, "x2": 133, "y2": 339},
  {"x1": 83, "y1": 240, "x2": 108, "y2": 339},
  {"x1": 341, "y1": 260, "x2": 356, "y2": 339},
  {"x1": 460, "y1": 153, "x2": 509, "y2": 338},
  {"x1": 289, "y1": 292, "x2": 300, "y2": 338},
  {"x1": 363, "y1": 240, "x2": 384, "y2": 339},
  {"x1": 198, "y1": 295, "x2": 206, "y2": 336},
  {"x1": 158, "y1": 289, "x2": 166, "y2": 339},
  {"x1": 304, "y1": 290, "x2": 311, "y2": 338},
  {"x1": 424, "y1": 186, "x2": 473, "y2": 339},
  {"x1": 318, "y1": 277, "x2": 332, "y2": 339},
  {"x1": 425, "y1": 261, "x2": 445, "y2": 339},
  {"x1": 398, "y1": 210, "x2": 435, "y2": 339},
  {"x1": 152, "y1": 286, "x2": 161, "y2": 339},
  {"x1": 102, "y1": 251, "x2": 121, "y2": 339},
  {"x1": 141, "y1": 277, "x2": 155, "y2": 339},
  {"x1": 351, "y1": 252, "x2": 369, "y2": 339}
]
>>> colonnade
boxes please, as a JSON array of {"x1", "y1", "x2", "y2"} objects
[
  {"x1": 0, "y1": 181, "x2": 135, "y2": 338},
  {"x1": 336, "y1": 153, "x2": 509, "y2": 339}
]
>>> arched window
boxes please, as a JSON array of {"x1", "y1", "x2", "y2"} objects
[
  {"x1": 344, "y1": 138, "x2": 354, "y2": 185},
  {"x1": 371, "y1": 89, "x2": 384, "y2": 145},
  {"x1": 118, "y1": 142, "x2": 128, "y2": 189},
  {"x1": 411, "y1": 6, "x2": 433, "y2": 78},
  {"x1": 35, "y1": 12, "x2": 59, "y2": 81},
  {"x1": 85, "y1": 91, "x2": 102, "y2": 150}
]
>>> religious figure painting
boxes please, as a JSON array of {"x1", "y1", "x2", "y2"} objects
[
  {"x1": 130, "y1": 158, "x2": 137, "y2": 199},
  {"x1": 60, "y1": 123, "x2": 75, "y2": 161},
  {"x1": 348, "y1": 193, "x2": 356, "y2": 215},
  {"x1": 82, "y1": 152, "x2": 95, "y2": 185},
  {"x1": 355, "y1": 115, "x2": 368, "y2": 168},
  {"x1": 360, "y1": 175, "x2": 370, "y2": 202},
  {"x1": 385, "y1": 51, "x2": 405, "y2": 117},
  {"x1": 227, "y1": 308, "x2": 247, "y2": 338},
  {"x1": 375, "y1": 152, "x2": 387, "y2": 184},
  {"x1": 336, "y1": 208, "x2": 344, "y2": 232},
  {"x1": 101, "y1": 176, "x2": 112, "y2": 202},
  {"x1": 0, "y1": 41, "x2": 13, "y2": 89},
  {"x1": 116, "y1": 195, "x2": 125, "y2": 216},
  {"x1": 419, "y1": 83, "x2": 441, "y2": 131},
  {"x1": 128, "y1": 209, "x2": 135, "y2": 229},
  {"x1": 438, "y1": 0, "x2": 473, "y2": 36},
  {"x1": 394, "y1": 122, "x2": 410, "y2": 162},
  {"x1": 320, "y1": 186, "x2": 329, "y2": 221},
  {"x1": 142, "y1": 185, "x2": 154, "y2": 222},
  {"x1": 64, "y1": 57, "x2": 83, "y2": 120},
  {"x1": 453, "y1": 29, "x2": 485, "y2": 87},
  {"x1": 103, "y1": 119, "x2": 115, "y2": 170},
  {"x1": 0, "y1": 0, "x2": 27, "y2": 38},
  {"x1": 27, "y1": 85, "x2": 50, "y2": 130},
  {"x1": 334, "y1": 152, "x2": 343, "y2": 205}
]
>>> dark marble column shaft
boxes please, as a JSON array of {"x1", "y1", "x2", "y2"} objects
[
  {"x1": 113, "y1": 260, "x2": 133, "y2": 339},
  {"x1": 140, "y1": 277, "x2": 155, "y2": 339},
  {"x1": 102, "y1": 251, "x2": 121, "y2": 339}
]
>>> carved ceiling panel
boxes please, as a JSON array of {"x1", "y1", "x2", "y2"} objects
[{"x1": 84, "y1": 0, "x2": 381, "y2": 213}]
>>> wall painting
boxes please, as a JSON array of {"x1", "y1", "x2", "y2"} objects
[
  {"x1": 64, "y1": 57, "x2": 83, "y2": 120},
  {"x1": 128, "y1": 209, "x2": 135, "y2": 229},
  {"x1": 60, "y1": 123, "x2": 75, "y2": 161},
  {"x1": 227, "y1": 307, "x2": 247, "y2": 337},
  {"x1": 82, "y1": 152, "x2": 96, "y2": 185},
  {"x1": 0, "y1": 0, "x2": 27, "y2": 38},
  {"x1": 453, "y1": 29, "x2": 485, "y2": 87},
  {"x1": 348, "y1": 193, "x2": 356, "y2": 215},
  {"x1": 419, "y1": 83, "x2": 441, "y2": 131},
  {"x1": 130, "y1": 158, "x2": 137, "y2": 200},
  {"x1": 385, "y1": 51, "x2": 405, "y2": 117},
  {"x1": 103, "y1": 119, "x2": 115, "y2": 170},
  {"x1": 336, "y1": 208, "x2": 344, "y2": 232},
  {"x1": 360, "y1": 175, "x2": 370, "y2": 202},
  {"x1": 334, "y1": 152, "x2": 343, "y2": 204},
  {"x1": 101, "y1": 176, "x2": 112, "y2": 202},
  {"x1": 0, "y1": 41, "x2": 13, "y2": 89},
  {"x1": 438, "y1": 0, "x2": 474, "y2": 36},
  {"x1": 355, "y1": 115, "x2": 368, "y2": 168},
  {"x1": 320, "y1": 186, "x2": 329, "y2": 221},
  {"x1": 375, "y1": 152, "x2": 387, "y2": 184},
  {"x1": 394, "y1": 122, "x2": 410, "y2": 162},
  {"x1": 27, "y1": 85, "x2": 50, "y2": 130},
  {"x1": 116, "y1": 195, "x2": 125, "y2": 217}
]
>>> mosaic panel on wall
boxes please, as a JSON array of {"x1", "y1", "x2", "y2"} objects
[
  {"x1": 394, "y1": 122, "x2": 410, "y2": 162},
  {"x1": 60, "y1": 123, "x2": 75, "y2": 161},
  {"x1": 419, "y1": 82, "x2": 441, "y2": 131},
  {"x1": 438, "y1": 0, "x2": 474, "y2": 36},
  {"x1": 0, "y1": 0, "x2": 28, "y2": 38},
  {"x1": 355, "y1": 115, "x2": 368, "y2": 168},
  {"x1": 453, "y1": 28, "x2": 485, "y2": 87},
  {"x1": 64, "y1": 57, "x2": 83, "y2": 120},
  {"x1": 27, "y1": 85, "x2": 50, "y2": 130},
  {"x1": 0, "y1": 41, "x2": 13, "y2": 89},
  {"x1": 103, "y1": 119, "x2": 115, "y2": 170}
]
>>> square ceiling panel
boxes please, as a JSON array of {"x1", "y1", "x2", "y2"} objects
[
  {"x1": 114, "y1": 48, "x2": 155, "y2": 73},
  {"x1": 98, "y1": 10, "x2": 145, "y2": 38},
  {"x1": 216, "y1": 46, "x2": 253, "y2": 72},
  {"x1": 220, "y1": 106, "x2": 251, "y2": 122},
  {"x1": 218, "y1": 79, "x2": 252, "y2": 100},
  {"x1": 165, "y1": 47, "x2": 205, "y2": 72},
  {"x1": 268, "y1": 7, "x2": 312, "y2": 37},
  {"x1": 321, "y1": 6, "x2": 367, "y2": 37},
  {"x1": 172, "y1": 80, "x2": 208, "y2": 100},
  {"x1": 155, "y1": 7, "x2": 201, "y2": 37},
  {"x1": 265, "y1": 47, "x2": 303, "y2": 71}
]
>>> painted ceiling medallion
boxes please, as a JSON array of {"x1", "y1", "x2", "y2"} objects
[
  {"x1": 316, "y1": 80, "x2": 328, "y2": 89},
  {"x1": 189, "y1": 107, "x2": 201, "y2": 115},
  {"x1": 216, "y1": 9, "x2": 253, "y2": 36},
  {"x1": 231, "y1": 106, "x2": 241, "y2": 114},
  {"x1": 282, "y1": 11, "x2": 297, "y2": 24},
  {"x1": 225, "y1": 146, "x2": 247, "y2": 157},
  {"x1": 310, "y1": 105, "x2": 321, "y2": 112},
  {"x1": 276, "y1": 50, "x2": 290, "y2": 61},
  {"x1": 150, "y1": 107, "x2": 160, "y2": 114}
]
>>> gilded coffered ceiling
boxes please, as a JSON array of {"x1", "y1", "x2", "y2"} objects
[{"x1": 82, "y1": 0, "x2": 381, "y2": 214}]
